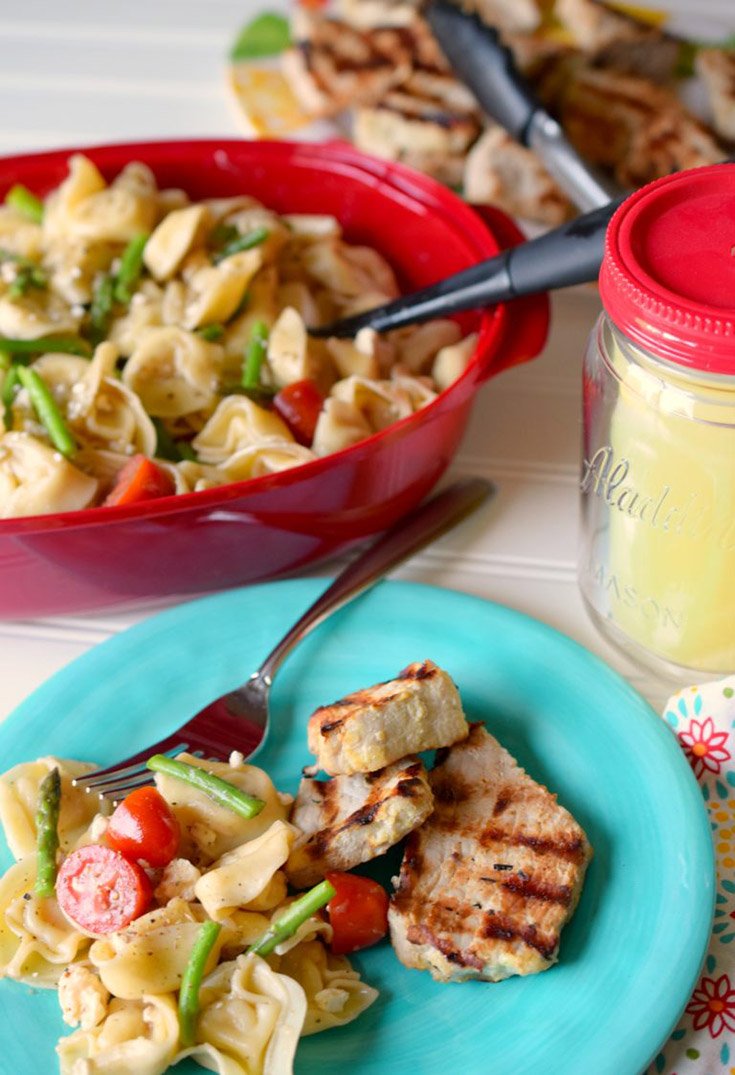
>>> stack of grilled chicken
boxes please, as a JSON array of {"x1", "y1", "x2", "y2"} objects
[
  {"x1": 277, "y1": 0, "x2": 734, "y2": 224},
  {"x1": 285, "y1": 659, "x2": 593, "y2": 983}
]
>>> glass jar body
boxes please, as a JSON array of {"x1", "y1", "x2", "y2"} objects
[{"x1": 579, "y1": 315, "x2": 735, "y2": 679}]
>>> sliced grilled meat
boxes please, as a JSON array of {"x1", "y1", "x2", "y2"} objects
[
  {"x1": 281, "y1": 10, "x2": 413, "y2": 119},
  {"x1": 555, "y1": 65, "x2": 725, "y2": 187},
  {"x1": 555, "y1": 0, "x2": 680, "y2": 84},
  {"x1": 463, "y1": 124, "x2": 572, "y2": 225},
  {"x1": 697, "y1": 49, "x2": 735, "y2": 143},
  {"x1": 286, "y1": 757, "x2": 434, "y2": 889},
  {"x1": 307, "y1": 659, "x2": 469, "y2": 776},
  {"x1": 389, "y1": 724, "x2": 593, "y2": 982}
]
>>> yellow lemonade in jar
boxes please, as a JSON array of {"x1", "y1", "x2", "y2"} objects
[{"x1": 579, "y1": 164, "x2": 735, "y2": 678}]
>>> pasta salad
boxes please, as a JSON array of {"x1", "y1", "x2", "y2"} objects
[
  {"x1": 0, "y1": 751, "x2": 381, "y2": 1075},
  {"x1": 0, "y1": 155, "x2": 477, "y2": 519}
]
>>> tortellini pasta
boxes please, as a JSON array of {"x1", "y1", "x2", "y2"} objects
[
  {"x1": 0, "y1": 856, "x2": 90, "y2": 986},
  {"x1": 192, "y1": 396, "x2": 294, "y2": 465},
  {"x1": 121, "y1": 326, "x2": 223, "y2": 418},
  {"x1": 194, "y1": 821, "x2": 295, "y2": 921},
  {"x1": 0, "y1": 756, "x2": 99, "y2": 859},
  {"x1": 44, "y1": 155, "x2": 157, "y2": 244},
  {"x1": 175, "y1": 954, "x2": 306, "y2": 1075},
  {"x1": 273, "y1": 938, "x2": 379, "y2": 1035},
  {"x1": 57, "y1": 993, "x2": 180, "y2": 1075},
  {"x1": 0, "y1": 432, "x2": 98, "y2": 518},
  {"x1": 0, "y1": 747, "x2": 378, "y2": 1074},
  {"x1": 153, "y1": 753, "x2": 289, "y2": 863},
  {"x1": 0, "y1": 153, "x2": 475, "y2": 530},
  {"x1": 89, "y1": 899, "x2": 224, "y2": 1000}
]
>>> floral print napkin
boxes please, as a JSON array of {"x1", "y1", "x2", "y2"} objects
[{"x1": 648, "y1": 675, "x2": 735, "y2": 1075}]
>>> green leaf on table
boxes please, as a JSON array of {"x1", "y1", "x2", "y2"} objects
[{"x1": 230, "y1": 13, "x2": 290, "y2": 61}]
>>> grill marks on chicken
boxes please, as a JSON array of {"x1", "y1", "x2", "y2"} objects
[
  {"x1": 389, "y1": 724, "x2": 593, "y2": 982},
  {"x1": 286, "y1": 757, "x2": 434, "y2": 889},
  {"x1": 307, "y1": 659, "x2": 468, "y2": 777},
  {"x1": 273, "y1": 0, "x2": 733, "y2": 227},
  {"x1": 281, "y1": 10, "x2": 413, "y2": 118}
]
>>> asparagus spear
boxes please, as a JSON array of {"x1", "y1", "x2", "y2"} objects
[
  {"x1": 113, "y1": 233, "x2": 149, "y2": 305},
  {"x1": 146, "y1": 755, "x2": 265, "y2": 820},
  {"x1": 0, "y1": 335, "x2": 91, "y2": 357},
  {"x1": 247, "y1": 880, "x2": 336, "y2": 957},
  {"x1": 178, "y1": 920, "x2": 221, "y2": 1047},
  {"x1": 241, "y1": 320, "x2": 269, "y2": 390},
  {"x1": 89, "y1": 274, "x2": 115, "y2": 346},
  {"x1": 16, "y1": 365, "x2": 77, "y2": 457},
  {"x1": 213, "y1": 226, "x2": 269, "y2": 265},
  {"x1": 6, "y1": 184, "x2": 44, "y2": 223},
  {"x1": 34, "y1": 767, "x2": 61, "y2": 898}
]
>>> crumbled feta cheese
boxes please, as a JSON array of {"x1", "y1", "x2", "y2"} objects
[
  {"x1": 58, "y1": 964, "x2": 110, "y2": 1030},
  {"x1": 153, "y1": 858, "x2": 202, "y2": 903},
  {"x1": 315, "y1": 987, "x2": 350, "y2": 1014}
]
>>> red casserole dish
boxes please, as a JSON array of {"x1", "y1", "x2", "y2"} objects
[{"x1": 0, "y1": 139, "x2": 549, "y2": 618}]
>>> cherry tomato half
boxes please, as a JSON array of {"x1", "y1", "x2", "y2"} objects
[
  {"x1": 326, "y1": 871, "x2": 389, "y2": 955},
  {"x1": 104, "y1": 454, "x2": 175, "y2": 507},
  {"x1": 56, "y1": 845, "x2": 153, "y2": 934},
  {"x1": 273, "y1": 379, "x2": 324, "y2": 445},
  {"x1": 106, "y1": 786, "x2": 180, "y2": 868}
]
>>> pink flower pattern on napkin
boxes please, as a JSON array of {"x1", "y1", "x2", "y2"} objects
[
  {"x1": 686, "y1": 974, "x2": 735, "y2": 1038},
  {"x1": 679, "y1": 716, "x2": 732, "y2": 779},
  {"x1": 648, "y1": 677, "x2": 735, "y2": 1075}
]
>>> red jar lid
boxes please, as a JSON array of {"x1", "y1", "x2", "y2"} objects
[{"x1": 599, "y1": 163, "x2": 735, "y2": 374}]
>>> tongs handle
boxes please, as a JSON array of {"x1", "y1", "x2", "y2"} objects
[
  {"x1": 310, "y1": 195, "x2": 625, "y2": 338},
  {"x1": 425, "y1": 0, "x2": 615, "y2": 212},
  {"x1": 427, "y1": 0, "x2": 538, "y2": 145}
]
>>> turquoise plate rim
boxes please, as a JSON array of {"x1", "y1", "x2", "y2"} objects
[{"x1": 0, "y1": 579, "x2": 714, "y2": 1075}]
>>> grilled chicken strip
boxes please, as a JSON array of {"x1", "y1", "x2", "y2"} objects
[
  {"x1": 697, "y1": 49, "x2": 735, "y2": 143},
  {"x1": 286, "y1": 757, "x2": 434, "y2": 889},
  {"x1": 307, "y1": 659, "x2": 469, "y2": 776},
  {"x1": 281, "y1": 11, "x2": 413, "y2": 119},
  {"x1": 554, "y1": 65, "x2": 725, "y2": 187},
  {"x1": 389, "y1": 724, "x2": 593, "y2": 982},
  {"x1": 353, "y1": 21, "x2": 480, "y2": 178},
  {"x1": 463, "y1": 124, "x2": 572, "y2": 226},
  {"x1": 555, "y1": 0, "x2": 679, "y2": 83},
  {"x1": 335, "y1": 0, "x2": 420, "y2": 29}
]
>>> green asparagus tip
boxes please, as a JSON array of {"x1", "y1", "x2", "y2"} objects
[
  {"x1": 146, "y1": 755, "x2": 265, "y2": 820},
  {"x1": 5, "y1": 184, "x2": 44, "y2": 223},
  {"x1": 34, "y1": 766, "x2": 61, "y2": 899},
  {"x1": 247, "y1": 879, "x2": 336, "y2": 958},
  {"x1": 16, "y1": 365, "x2": 77, "y2": 457}
]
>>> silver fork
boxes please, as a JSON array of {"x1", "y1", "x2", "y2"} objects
[{"x1": 74, "y1": 477, "x2": 494, "y2": 802}]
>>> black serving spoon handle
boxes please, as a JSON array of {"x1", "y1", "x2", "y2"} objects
[{"x1": 310, "y1": 194, "x2": 625, "y2": 338}]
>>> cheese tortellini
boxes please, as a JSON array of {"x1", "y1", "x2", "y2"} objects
[
  {"x1": 0, "y1": 750, "x2": 378, "y2": 1074},
  {"x1": 0, "y1": 154, "x2": 476, "y2": 520}
]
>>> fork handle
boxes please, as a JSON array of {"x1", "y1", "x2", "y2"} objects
[{"x1": 255, "y1": 477, "x2": 494, "y2": 683}]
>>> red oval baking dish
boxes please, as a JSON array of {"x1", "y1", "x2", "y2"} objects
[{"x1": 0, "y1": 139, "x2": 549, "y2": 618}]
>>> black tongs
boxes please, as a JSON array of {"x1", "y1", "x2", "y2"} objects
[
  {"x1": 310, "y1": 0, "x2": 624, "y2": 340},
  {"x1": 310, "y1": 195, "x2": 623, "y2": 338},
  {"x1": 425, "y1": 0, "x2": 616, "y2": 213}
]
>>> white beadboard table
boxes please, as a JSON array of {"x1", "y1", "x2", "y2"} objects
[{"x1": 0, "y1": 0, "x2": 732, "y2": 722}]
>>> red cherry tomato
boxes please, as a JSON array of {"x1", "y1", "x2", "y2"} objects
[
  {"x1": 56, "y1": 845, "x2": 153, "y2": 934},
  {"x1": 104, "y1": 454, "x2": 175, "y2": 507},
  {"x1": 106, "y1": 786, "x2": 180, "y2": 868},
  {"x1": 326, "y1": 871, "x2": 389, "y2": 955},
  {"x1": 273, "y1": 379, "x2": 324, "y2": 445}
]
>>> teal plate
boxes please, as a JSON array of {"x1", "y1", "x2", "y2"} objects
[{"x1": 0, "y1": 580, "x2": 714, "y2": 1075}]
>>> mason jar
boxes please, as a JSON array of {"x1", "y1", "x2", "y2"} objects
[{"x1": 578, "y1": 164, "x2": 735, "y2": 680}]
